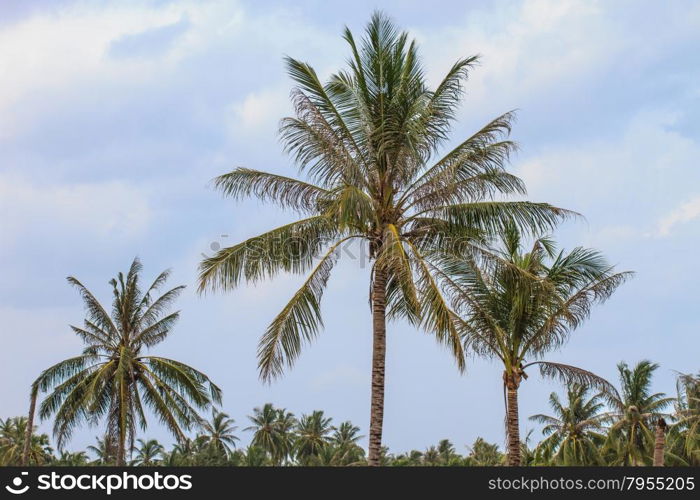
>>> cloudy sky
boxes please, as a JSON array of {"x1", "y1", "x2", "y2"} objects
[{"x1": 1, "y1": 0, "x2": 698, "y2": 455}]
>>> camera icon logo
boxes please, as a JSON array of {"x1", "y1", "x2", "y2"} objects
[{"x1": 5, "y1": 472, "x2": 29, "y2": 495}]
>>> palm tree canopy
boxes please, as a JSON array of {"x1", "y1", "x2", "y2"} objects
[
  {"x1": 34, "y1": 258, "x2": 222, "y2": 454},
  {"x1": 198, "y1": 12, "x2": 574, "y2": 382},
  {"x1": 200, "y1": 409, "x2": 239, "y2": 456},
  {"x1": 603, "y1": 360, "x2": 675, "y2": 465},
  {"x1": 131, "y1": 439, "x2": 164, "y2": 466},
  {"x1": 530, "y1": 385, "x2": 606, "y2": 465},
  {"x1": 435, "y1": 226, "x2": 632, "y2": 386}
]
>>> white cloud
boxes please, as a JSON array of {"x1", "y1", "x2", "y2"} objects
[
  {"x1": 0, "y1": 174, "x2": 153, "y2": 248},
  {"x1": 228, "y1": 87, "x2": 291, "y2": 133},
  {"x1": 512, "y1": 109, "x2": 700, "y2": 235},
  {"x1": 654, "y1": 196, "x2": 700, "y2": 237}
]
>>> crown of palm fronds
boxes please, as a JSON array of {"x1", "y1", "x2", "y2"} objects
[
  {"x1": 33, "y1": 258, "x2": 221, "y2": 453},
  {"x1": 198, "y1": 12, "x2": 574, "y2": 382}
]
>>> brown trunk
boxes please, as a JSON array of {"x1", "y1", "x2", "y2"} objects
[
  {"x1": 21, "y1": 385, "x2": 38, "y2": 466},
  {"x1": 116, "y1": 435, "x2": 126, "y2": 466},
  {"x1": 505, "y1": 372, "x2": 521, "y2": 466},
  {"x1": 367, "y1": 265, "x2": 388, "y2": 466},
  {"x1": 653, "y1": 418, "x2": 666, "y2": 466}
]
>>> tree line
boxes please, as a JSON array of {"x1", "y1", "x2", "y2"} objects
[{"x1": 4, "y1": 364, "x2": 698, "y2": 466}]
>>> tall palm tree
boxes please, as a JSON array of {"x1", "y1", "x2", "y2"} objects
[
  {"x1": 295, "y1": 410, "x2": 333, "y2": 464},
  {"x1": 604, "y1": 360, "x2": 674, "y2": 465},
  {"x1": 198, "y1": 11, "x2": 570, "y2": 466},
  {"x1": 131, "y1": 439, "x2": 164, "y2": 466},
  {"x1": 245, "y1": 403, "x2": 296, "y2": 465},
  {"x1": 28, "y1": 258, "x2": 221, "y2": 465},
  {"x1": 530, "y1": 385, "x2": 606, "y2": 465},
  {"x1": 199, "y1": 409, "x2": 239, "y2": 458},
  {"x1": 435, "y1": 227, "x2": 631, "y2": 465}
]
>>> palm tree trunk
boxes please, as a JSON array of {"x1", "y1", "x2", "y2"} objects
[
  {"x1": 21, "y1": 384, "x2": 38, "y2": 466},
  {"x1": 368, "y1": 265, "x2": 388, "y2": 466},
  {"x1": 653, "y1": 418, "x2": 666, "y2": 466},
  {"x1": 505, "y1": 374, "x2": 521, "y2": 466}
]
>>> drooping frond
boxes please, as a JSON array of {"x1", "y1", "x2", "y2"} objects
[
  {"x1": 524, "y1": 361, "x2": 619, "y2": 399},
  {"x1": 257, "y1": 237, "x2": 355, "y2": 382},
  {"x1": 214, "y1": 168, "x2": 330, "y2": 213},
  {"x1": 198, "y1": 216, "x2": 338, "y2": 292}
]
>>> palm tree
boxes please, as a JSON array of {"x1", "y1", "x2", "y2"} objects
[
  {"x1": 530, "y1": 385, "x2": 606, "y2": 465},
  {"x1": 435, "y1": 227, "x2": 631, "y2": 465},
  {"x1": 131, "y1": 439, "x2": 164, "y2": 466},
  {"x1": 465, "y1": 437, "x2": 503, "y2": 466},
  {"x1": 436, "y1": 439, "x2": 458, "y2": 465},
  {"x1": 87, "y1": 434, "x2": 117, "y2": 465},
  {"x1": 28, "y1": 258, "x2": 221, "y2": 465},
  {"x1": 1, "y1": 417, "x2": 52, "y2": 465},
  {"x1": 295, "y1": 410, "x2": 333, "y2": 464},
  {"x1": 330, "y1": 421, "x2": 365, "y2": 465},
  {"x1": 53, "y1": 450, "x2": 89, "y2": 466},
  {"x1": 604, "y1": 361, "x2": 674, "y2": 465},
  {"x1": 669, "y1": 371, "x2": 700, "y2": 465},
  {"x1": 199, "y1": 410, "x2": 239, "y2": 459},
  {"x1": 246, "y1": 404, "x2": 296, "y2": 465},
  {"x1": 198, "y1": 11, "x2": 570, "y2": 466}
]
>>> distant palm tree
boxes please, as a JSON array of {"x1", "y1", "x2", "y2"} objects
[
  {"x1": 437, "y1": 439, "x2": 458, "y2": 465},
  {"x1": 465, "y1": 437, "x2": 503, "y2": 466},
  {"x1": 27, "y1": 258, "x2": 221, "y2": 465},
  {"x1": 131, "y1": 439, "x2": 164, "y2": 466},
  {"x1": 87, "y1": 434, "x2": 117, "y2": 465},
  {"x1": 530, "y1": 385, "x2": 606, "y2": 465},
  {"x1": 1, "y1": 417, "x2": 52, "y2": 465},
  {"x1": 199, "y1": 410, "x2": 239, "y2": 458},
  {"x1": 604, "y1": 361, "x2": 674, "y2": 465},
  {"x1": 242, "y1": 445, "x2": 270, "y2": 466},
  {"x1": 198, "y1": 12, "x2": 570, "y2": 465},
  {"x1": 295, "y1": 410, "x2": 333, "y2": 464},
  {"x1": 669, "y1": 371, "x2": 700, "y2": 465},
  {"x1": 422, "y1": 446, "x2": 441, "y2": 465},
  {"x1": 436, "y1": 227, "x2": 630, "y2": 465},
  {"x1": 53, "y1": 450, "x2": 89, "y2": 466},
  {"x1": 330, "y1": 421, "x2": 365, "y2": 465},
  {"x1": 246, "y1": 404, "x2": 296, "y2": 465}
]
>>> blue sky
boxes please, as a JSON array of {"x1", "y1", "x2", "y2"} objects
[{"x1": 1, "y1": 0, "x2": 699, "y2": 456}]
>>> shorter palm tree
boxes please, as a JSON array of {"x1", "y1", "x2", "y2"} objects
[
  {"x1": 131, "y1": 439, "x2": 164, "y2": 466},
  {"x1": 530, "y1": 385, "x2": 606, "y2": 465},
  {"x1": 28, "y1": 258, "x2": 222, "y2": 465},
  {"x1": 87, "y1": 434, "x2": 118, "y2": 465},
  {"x1": 245, "y1": 404, "x2": 297, "y2": 465},
  {"x1": 1, "y1": 417, "x2": 52, "y2": 465},
  {"x1": 668, "y1": 371, "x2": 700, "y2": 465},
  {"x1": 329, "y1": 421, "x2": 365, "y2": 465},
  {"x1": 53, "y1": 451, "x2": 89, "y2": 466},
  {"x1": 603, "y1": 360, "x2": 674, "y2": 465},
  {"x1": 199, "y1": 410, "x2": 239, "y2": 459},
  {"x1": 465, "y1": 437, "x2": 503, "y2": 466},
  {"x1": 295, "y1": 410, "x2": 333, "y2": 464},
  {"x1": 436, "y1": 227, "x2": 631, "y2": 465}
]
